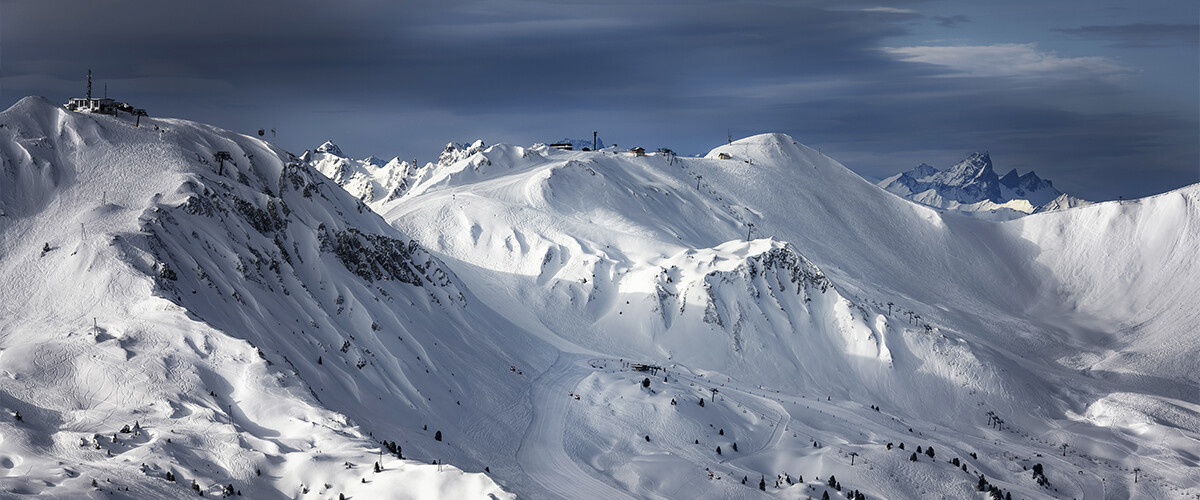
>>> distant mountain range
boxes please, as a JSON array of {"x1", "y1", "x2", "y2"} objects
[{"x1": 878, "y1": 152, "x2": 1090, "y2": 218}]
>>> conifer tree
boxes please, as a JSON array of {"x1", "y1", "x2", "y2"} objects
[{"x1": 434, "y1": 430, "x2": 442, "y2": 441}]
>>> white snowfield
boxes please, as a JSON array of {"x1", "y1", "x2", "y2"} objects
[{"x1": 0, "y1": 96, "x2": 1196, "y2": 499}]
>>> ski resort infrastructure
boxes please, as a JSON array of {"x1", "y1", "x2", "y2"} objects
[{"x1": 0, "y1": 96, "x2": 1197, "y2": 499}]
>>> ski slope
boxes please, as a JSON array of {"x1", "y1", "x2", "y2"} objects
[{"x1": 1, "y1": 96, "x2": 1196, "y2": 499}]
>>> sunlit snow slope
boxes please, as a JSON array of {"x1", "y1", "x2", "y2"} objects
[
  {"x1": 1, "y1": 94, "x2": 1196, "y2": 500},
  {"x1": 0, "y1": 97, "x2": 517, "y2": 499},
  {"x1": 323, "y1": 133, "x2": 1199, "y2": 499}
]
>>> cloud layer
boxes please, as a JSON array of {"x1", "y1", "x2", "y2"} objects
[{"x1": 1, "y1": 0, "x2": 1195, "y2": 200}]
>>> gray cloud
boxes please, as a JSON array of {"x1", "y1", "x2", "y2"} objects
[
  {"x1": 1054, "y1": 23, "x2": 1199, "y2": 48},
  {"x1": 1, "y1": 0, "x2": 1194, "y2": 201},
  {"x1": 932, "y1": 15, "x2": 970, "y2": 28}
]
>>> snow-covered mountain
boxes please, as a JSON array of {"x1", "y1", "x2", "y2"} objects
[
  {"x1": 2, "y1": 96, "x2": 1197, "y2": 499},
  {"x1": 878, "y1": 152, "x2": 1090, "y2": 218},
  {"x1": 0, "y1": 97, "x2": 514, "y2": 499},
  {"x1": 318, "y1": 133, "x2": 1197, "y2": 498}
]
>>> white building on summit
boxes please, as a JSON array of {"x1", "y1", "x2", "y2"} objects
[{"x1": 64, "y1": 70, "x2": 144, "y2": 118}]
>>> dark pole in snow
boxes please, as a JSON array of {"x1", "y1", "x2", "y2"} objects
[
  {"x1": 593, "y1": 131, "x2": 598, "y2": 151},
  {"x1": 697, "y1": 175, "x2": 702, "y2": 190},
  {"x1": 214, "y1": 152, "x2": 232, "y2": 176},
  {"x1": 1133, "y1": 467, "x2": 1140, "y2": 483},
  {"x1": 746, "y1": 223, "x2": 754, "y2": 242}
]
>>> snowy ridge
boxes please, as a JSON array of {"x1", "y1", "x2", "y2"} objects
[
  {"x1": 328, "y1": 130, "x2": 1198, "y2": 498},
  {"x1": 878, "y1": 152, "x2": 1091, "y2": 218},
  {"x1": 0, "y1": 97, "x2": 512, "y2": 499},
  {"x1": 1, "y1": 94, "x2": 1197, "y2": 500}
]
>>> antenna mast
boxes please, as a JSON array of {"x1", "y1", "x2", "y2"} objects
[{"x1": 87, "y1": 69, "x2": 93, "y2": 100}]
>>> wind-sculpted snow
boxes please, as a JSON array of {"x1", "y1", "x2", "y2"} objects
[
  {"x1": 0, "y1": 97, "x2": 512, "y2": 499},
  {"x1": 2, "y1": 93, "x2": 1196, "y2": 499},
  {"x1": 322, "y1": 130, "x2": 1198, "y2": 498}
]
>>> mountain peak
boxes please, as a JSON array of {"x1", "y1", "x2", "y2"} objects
[
  {"x1": 911, "y1": 163, "x2": 939, "y2": 179},
  {"x1": 940, "y1": 151, "x2": 994, "y2": 184},
  {"x1": 878, "y1": 151, "x2": 1087, "y2": 216},
  {"x1": 316, "y1": 140, "x2": 344, "y2": 157}
]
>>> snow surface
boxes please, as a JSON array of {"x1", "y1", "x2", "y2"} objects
[
  {"x1": 0, "y1": 97, "x2": 511, "y2": 499},
  {"x1": 1, "y1": 96, "x2": 1197, "y2": 499}
]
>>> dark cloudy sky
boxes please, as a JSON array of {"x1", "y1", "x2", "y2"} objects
[{"x1": 2, "y1": 0, "x2": 1196, "y2": 200}]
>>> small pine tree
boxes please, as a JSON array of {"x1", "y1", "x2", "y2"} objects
[
  {"x1": 644, "y1": 435, "x2": 650, "y2": 442},
  {"x1": 642, "y1": 377, "x2": 650, "y2": 388},
  {"x1": 742, "y1": 476, "x2": 747, "y2": 484},
  {"x1": 434, "y1": 430, "x2": 442, "y2": 441},
  {"x1": 977, "y1": 474, "x2": 988, "y2": 491},
  {"x1": 759, "y1": 475, "x2": 766, "y2": 491},
  {"x1": 719, "y1": 429, "x2": 724, "y2": 435},
  {"x1": 926, "y1": 446, "x2": 935, "y2": 458},
  {"x1": 716, "y1": 446, "x2": 722, "y2": 455},
  {"x1": 317, "y1": 356, "x2": 322, "y2": 365},
  {"x1": 374, "y1": 461, "x2": 382, "y2": 473},
  {"x1": 166, "y1": 471, "x2": 175, "y2": 482},
  {"x1": 952, "y1": 457, "x2": 960, "y2": 466},
  {"x1": 699, "y1": 398, "x2": 705, "y2": 407},
  {"x1": 731, "y1": 442, "x2": 738, "y2": 452},
  {"x1": 916, "y1": 445, "x2": 922, "y2": 453},
  {"x1": 828, "y1": 475, "x2": 837, "y2": 488},
  {"x1": 910, "y1": 452, "x2": 918, "y2": 461},
  {"x1": 898, "y1": 442, "x2": 904, "y2": 450},
  {"x1": 821, "y1": 491, "x2": 830, "y2": 500}
]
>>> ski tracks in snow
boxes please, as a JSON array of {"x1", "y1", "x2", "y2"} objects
[{"x1": 516, "y1": 352, "x2": 630, "y2": 499}]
